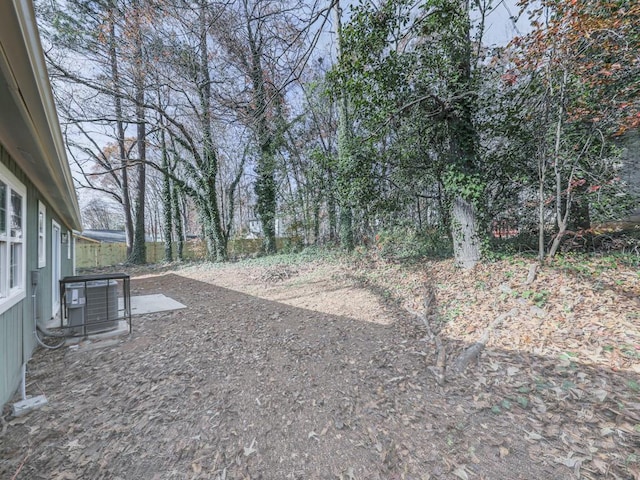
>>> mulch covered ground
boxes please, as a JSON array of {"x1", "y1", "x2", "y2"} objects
[{"x1": 1, "y1": 256, "x2": 639, "y2": 479}]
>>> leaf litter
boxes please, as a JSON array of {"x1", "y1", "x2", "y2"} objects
[{"x1": 0, "y1": 254, "x2": 638, "y2": 479}]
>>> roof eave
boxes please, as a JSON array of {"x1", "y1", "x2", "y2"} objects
[{"x1": 0, "y1": 0, "x2": 81, "y2": 231}]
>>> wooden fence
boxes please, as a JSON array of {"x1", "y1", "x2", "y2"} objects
[{"x1": 76, "y1": 238, "x2": 300, "y2": 268}]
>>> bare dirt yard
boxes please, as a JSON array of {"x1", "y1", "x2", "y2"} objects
[{"x1": 1, "y1": 252, "x2": 639, "y2": 479}]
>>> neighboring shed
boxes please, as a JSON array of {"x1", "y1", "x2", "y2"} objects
[
  {"x1": 0, "y1": 1, "x2": 82, "y2": 407},
  {"x1": 80, "y1": 229, "x2": 128, "y2": 244},
  {"x1": 74, "y1": 233, "x2": 100, "y2": 245},
  {"x1": 80, "y1": 229, "x2": 155, "y2": 244}
]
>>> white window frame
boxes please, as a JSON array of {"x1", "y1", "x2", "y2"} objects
[
  {"x1": 38, "y1": 200, "x2": 46, "y2": 268},
  {"x1": 0, "y1": 162, "x2": 26, "y2": 314},
  {"x1": 51, "y1": 219, "x2": 61, "y2": 315}
]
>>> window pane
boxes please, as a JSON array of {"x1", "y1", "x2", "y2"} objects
[
  {"x1": 0, "y1": 241, "x2": 5, "y2": 297},
  {"x1": 38, "y1": 211, "x2": 44, "y2": 261},
  {"x1": 0, "y1": 182, "x2": 5, "y2": 236},
  {"x1": 10, "y1": 191, "x2": 22, "y2": 238},
  {"x1": 10, "y1": 243, "x2": 21, "y2": 289}
]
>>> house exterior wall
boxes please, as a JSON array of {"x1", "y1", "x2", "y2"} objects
[
  {"x1": 0, "y1": 143, "x2": 75, "y2": 407},
  {"x1": 0, "y1": 301, "x2": 23, "y2": 411}
]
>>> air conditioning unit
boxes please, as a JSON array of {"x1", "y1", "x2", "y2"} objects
[{"x1": 65, "y1": 280, "x2": 119, "y2": 335}]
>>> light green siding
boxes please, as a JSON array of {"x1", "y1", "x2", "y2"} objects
[
  {"x1": 0, "y1": 302, "x2": 23, "y2": 405},
  {"x1": 0, "y1": 143, "x2": 75, "y2": 407}
]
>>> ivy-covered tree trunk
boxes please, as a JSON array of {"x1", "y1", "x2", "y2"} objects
[
  {"x1": 254, "y1": 148, "x2": 278, "y2": 254},
  {"x1": 204, "y1": 177, "x2": 227, "y2": 261},
  {"x1": 161, "y1": 127, "x2": 173, "y2": 262},
  {"x1": 334, "y1": 0, "x2": 354, "y2": 251},
  {"x1": 339, "y1": 205, "x2": 353, "y2": 250},
  {"x1": 129, "y1": 131, "x2": 147, "y2": 265},
  {"x1": 446, "y1": 0, "x2": 481, "y2": 269},
  {"x1": 246, "y1": 12, "x2": 278, "y2": 255},
  {"x1": 198, "y1": 0, "x2": 226, "y2": 261},
  {"x1": 171, "y1": 179, "x2": 184, "y2": 261},
  {"x1": 336, "y1": 110, "x2": 354, "y2": 250},
  {"x1": 312, "y1": 199, "x2": 321, "y2": 244},
  {"x1": 326, "y1": 169, "x2": 337, "y2": 242}
]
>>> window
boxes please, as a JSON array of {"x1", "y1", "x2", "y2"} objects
[
  {"x1": 0, "y1": 163, "x2": 26, "y2": 313},
  {"x1": 38, "y1": 201, "x2": 46, "y2": 268}
]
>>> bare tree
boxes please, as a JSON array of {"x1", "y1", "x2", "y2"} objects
[{"x1": 38, "y1": 0, "x2": 151, "y2": 263}]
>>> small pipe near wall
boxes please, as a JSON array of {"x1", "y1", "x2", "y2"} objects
[
  {"x1": 21, "y1": 270, "x2": 41, "y2": 401},
  {"x1": 18, "y1": 272, "x2": 42, "y2": 402},
  {"x1": 32, "y1": 270, "x2": 64, "y2": 348},
  {"x1": 11, "y1": 271, "x2": 49, "y2": 417}
]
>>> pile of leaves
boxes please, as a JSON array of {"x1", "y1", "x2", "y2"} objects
[{"x1": 347, "y1": 252, "x2": 640, "y2": 479}]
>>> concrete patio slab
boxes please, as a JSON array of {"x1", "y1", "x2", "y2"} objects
[
  {"x1": 64, "y1": 294, "x2": 186, "y2": 347},
  {"x1": 123, "y1": 294, "x2": 187, "y2": 316}
]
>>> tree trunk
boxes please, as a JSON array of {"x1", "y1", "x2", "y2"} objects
[
  {"x1": 172, "y1": 179, "x2": 184, "y2": 261},
  {"x1": 327, "y1": 168, "x2": 337, "y2": 242},
  {"x1": 339, "y1": 206, "x2": 353, "y2": 250},
  {"x1": 451, "y1": 196, "x2": 481, "y2": 269},
  {"x1": 198, "y1": 0, "x2": 227, "y2": 261},
  {"x1": 445, "y1": 0, "x2": 481, "y2": 269},
  {"x1": 538, "y1": 171, "x2": 546, "y2": 262},
  {"x1": 313, "y1": 199, "x2": 321, "y2": 244},
  {"x1": 245, "y1": 7, "x2": 278, "y2": 254},
  {"x1": 334, "y1": 0, "x2": 354, "y2": 251},
  {"x1": 548, "y1": 68, "x2": 571, "y2": 259},
  {"x1": 128, "y1": 0, "x2": 147, "y2": 265},
  {"x1": 254, "y1": 149, "x2": 278, "y2": 254},
  {"x1": 161, "y1": 127, "x2": 173, "y2": 262},
  {"x1": 108, "y1": 4, "x2": 134, "y2": 256}
]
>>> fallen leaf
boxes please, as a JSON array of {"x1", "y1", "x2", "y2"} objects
[
  {"x1": 591, "y1": 458, "x2": 609, "y2": 474},
  {"x1": 244, "y1": 438, "x2": 257, "y2": 457},
  {"x1": 51, "y1": 472, "x2": 77, "y2": 480},
  {"x1": 526, "y1": 431, "x2": 543, "y2": 441},
  {"x1": 453, "y1": 466, "x2": 469, "y2": 480},
  {"x1": 341, "y1": 467, "x2": 356, "y2": 480},
  {"x1": 66, "y1": 439, "x2": 84, "y2": 450},
  {"x1": 592, "y1": 389, "x2": 608, "y2": 402}
]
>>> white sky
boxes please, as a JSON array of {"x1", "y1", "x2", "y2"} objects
[{"x1": 481, "y1": 0, "x2": 531, "y2": 46}]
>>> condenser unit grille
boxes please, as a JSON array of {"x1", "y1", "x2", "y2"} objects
[{"x1": 59, "y1": 273, "x2": 132, "y2": 337}]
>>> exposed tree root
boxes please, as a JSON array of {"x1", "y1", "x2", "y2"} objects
[
  {"x1": 524, "y1": 263, "x2": 539, "y2": 285},
  {"x1": 448, "y1": 309, "x2": 518, "y2": 376},
  {"x1": 407, "y1": 289, "x2": 518, "y2": 384}
]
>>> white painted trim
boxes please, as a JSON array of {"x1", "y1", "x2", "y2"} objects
[
  {"x1": 0, "y1": 1, "x2": 82, "y2": 230},
  {"x1": 0, "y1": 160, "x2": 26, "y2": 316},
  {"x1": 37, "y1": 200, "x2": 46, "y2": 268},
  {"x1": 51, "y1": 219, "x2": 61, "y2": 316},
  {"x1": 12, "y1": 0, "x2": 80, "y2": 220}
]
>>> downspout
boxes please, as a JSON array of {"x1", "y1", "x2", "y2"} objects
[
  {"x1": 32, "y1": 269, "x2": 65, "y2": 348},
  {"x1": 18, "y1": 270, "x2": 41, "y2": 403},
  {"x1": 12, "y1": 270, "x2": 49, "y2": 416}
]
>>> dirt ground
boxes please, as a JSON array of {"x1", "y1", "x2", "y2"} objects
[{"x1": 1, "y1": 255, "x2": 639, "y2": 479}]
